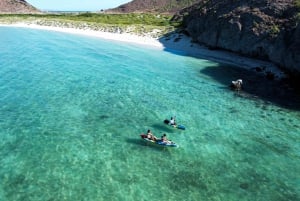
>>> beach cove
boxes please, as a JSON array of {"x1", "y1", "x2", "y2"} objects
[
  {"x1": 0, "y1": 22, "x2": 286, "y2": 78},
  {"x1": 0, "y1": 25, "x2": 299, "y2": 201}
]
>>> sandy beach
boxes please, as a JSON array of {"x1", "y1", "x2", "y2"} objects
[{"x1": 0, "y1": 23, "x2": 286, "y2": 79}]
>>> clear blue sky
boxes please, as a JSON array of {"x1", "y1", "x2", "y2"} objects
[{"x1": 26, "y1": 0, "x2": 132, "y2": 11}]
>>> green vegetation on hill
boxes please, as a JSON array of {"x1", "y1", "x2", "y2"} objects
[
  {"x1": 0, "y1": 13, "x2": 179, "y2": 26},
  {"x1": 0, "y1": 13, "x2": 181, "y2": 37},
  {"x1": 75, "y1": 13, "x2": 174, "y2": 26}
]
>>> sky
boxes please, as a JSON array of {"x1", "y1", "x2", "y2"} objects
[{"x1": 26, "y1": 0, "x2": 132, "y2": 11}]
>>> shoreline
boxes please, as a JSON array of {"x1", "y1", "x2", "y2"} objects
[
  {"x1": 0, "y1": 23, "x2": 164, "y2": 48},
  {"x1": 0, "y1": 22, "x2": 286, "y2": 79}
]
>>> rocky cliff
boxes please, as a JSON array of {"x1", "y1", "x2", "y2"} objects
[
  {"x1": 173, "y1": 0, "x2": 300, "y2": 75},
  {"x1": 0, "y1": 0, "x2": 40, "y2": 13}
]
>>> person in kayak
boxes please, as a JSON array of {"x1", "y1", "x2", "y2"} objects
[
  {"x1": 169, "y1": 117, "x2": 176, "y2": 127},
  {"x1": 161, "y1": 133, "x2": 168, "y2": 142},
  {"x1": 147, "y1": 130, "x2": 157, "y2": 141}
]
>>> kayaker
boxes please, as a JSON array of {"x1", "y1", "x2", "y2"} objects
[
  {"x1": 161, "y1": 133, "x2": 168, "y2": 142},
  {"x1": 169, "y1": 117, "x2": 176, "y2": 127},
  {"x1": 147, "y1": 130, "x2": 157, "y2": 141}
]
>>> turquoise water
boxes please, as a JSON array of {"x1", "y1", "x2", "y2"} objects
[{"x1": 0, "y1": 27, "x2": 299, "y2": 201}]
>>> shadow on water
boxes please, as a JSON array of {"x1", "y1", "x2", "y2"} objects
[
  {"x1": 125, "y1": 138, "x2": 145, "y2": 146},
  {"x1": 200, "y1": 64, "x2": 300, "y2": 110},
  {"x1": 151, "y1": 123, "x2": 177, "y2": 133},
  {"x1": 158, "y1": 35, "x2": 300, "y2": 111},
  {"x1": 125, "y1": 137, "x2": 171, "y2": 152}
]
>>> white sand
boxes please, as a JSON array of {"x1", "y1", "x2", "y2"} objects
[
  {"x1": 0, "y1": 23, "x2": 164, "y2": 47},
  {"x1": 0, "y1": 23, "x2": 286, "y2": 79}
]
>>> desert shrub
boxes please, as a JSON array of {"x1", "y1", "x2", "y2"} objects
[{"x1": 0, "y1": 13, "x2": 175, "y2": 26}]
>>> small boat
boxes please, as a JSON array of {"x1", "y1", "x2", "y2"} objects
[
  {"x1": 140, "y1": 134, "x2": 178, "y2": 147},
  {"x1": 163, "y1": 119, "x2": 186, "y2": 130}
]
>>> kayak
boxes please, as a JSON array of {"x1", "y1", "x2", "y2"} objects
[
  {"x1": 164, "y1": 119, "x2": 186, "y2": 130},
  {"x1": 140, "y1": 134, "x2": 178, "y2": 147}
]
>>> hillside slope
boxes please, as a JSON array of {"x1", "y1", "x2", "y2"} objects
[
  {"x1": 173, "y1": 0, "x2": 300, "y2": 74},
  {"x1": 107, "y1": 0, "x2": 201, "y2": 14},
  {"x1": 0, "y1": 0, "x2": 40, "y2": 13}
]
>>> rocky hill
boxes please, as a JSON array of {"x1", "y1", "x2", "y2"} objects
[
  {"x1": 108, "y1": 0, "x2": 299, "y2": 75},
  {"x1": 172, "y1": 0, "x2": 300, "y2": 75},
  {"x1": 0, "y1": 0, "x2": 40, "y2": 13},
  {"x1": 107, "y1": 0, "x2": 201, "y2": 14}
]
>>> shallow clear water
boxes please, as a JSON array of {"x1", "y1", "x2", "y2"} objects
[{"x1": 0, "y1": 27, "x2": 299, "y2": 201}]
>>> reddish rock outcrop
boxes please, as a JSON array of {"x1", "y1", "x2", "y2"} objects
[
  {"x1": 0, "y1": 0, "x2": 40, "y2": 13},
  {"x1": 107, "y1": 0, "x2": 201, "y2": 14}
]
